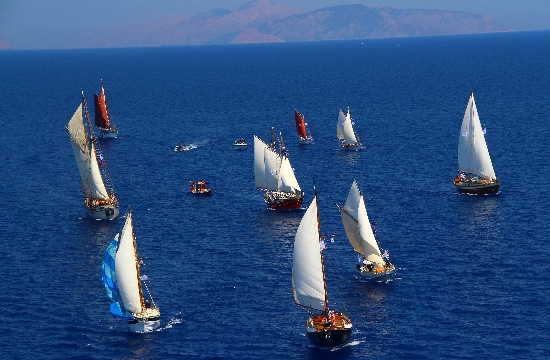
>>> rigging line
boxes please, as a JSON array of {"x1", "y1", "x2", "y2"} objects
[
  {"x1": 142, "y1": 280, "x2": 157, "y2": 308},
  {"x1": 324, "y1": 244, "x2": 349, "y2": 313}
]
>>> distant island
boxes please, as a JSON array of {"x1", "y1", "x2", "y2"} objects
[
  {"x1": 87, "y1": 0, "x2": 510, "y2": 48},
  {"x1": 0, "y1": 36, "x2": 13, "y2": 50}
]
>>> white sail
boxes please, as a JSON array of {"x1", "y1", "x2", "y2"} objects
[
  {"x1": 357, "y1": 195, "x2": 384, "y2": 267},
  {"x1": 254, "y1": 136, "x2": 267, "y2": 188},
  {"x1": 115, "y1": 213, "x2": 142, "y2": 314},
  {"x1": 336, "y1": 109, "x2": 346, "y2": 140},
  {"x1": 342, "y1": 109, "x2": 358, "y2": 144},
  {"x1": 292, "y1": 196, "x2": 325, "y2": 312},
  {"x1": 264, "y1": 147, "x2": 280, "y2": 191},
  {"x1": 67, "y1": 105, "x2": 92, "y2": 195},
  {"x1": 89, "y1": 142, "x2": 109, "y2": 200},
  {"x1": 458, "y1": 92, "x2": 496, "y2": 180},
  {"x1": 67, "y1": 104, "x2": 109, "y2": 200},
  {"x1": 279, "y1": 156, "x2": 301, "y2": 193},
  {"x1": 339, "y1": 180, "x2": 363, "y2": 254},
  {"x1": 343, "y1": 180, "x2": 361, "y2": 221}
]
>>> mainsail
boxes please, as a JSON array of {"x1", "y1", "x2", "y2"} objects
[
  {"x1": 66, "y1": 104, "x2": 109, "y2": 200},
  {"x1": 94, "y1": 89, "x2": 110, "y2": 128},
  {"x1": 114, "y1": 213, "x2": 143, "y2": 314},
  {"x1": 292, "y1": 196, "x2": 326, "y2": 312},
  {"x1": 338, "y1": 180, "x2": 383, "y2": 267},
  {"x1": 254, "y1": 136, "x2": 268, "y2": 189},
  {"x1": 295, "y1": 110, "x2": 308, "y2": 139},
  {"x1": 254, "y1": 134, "x2": 301, "y2": 194},
  {"x1": 458, "y1": 92, "x2": 496, "y2": 180},
  {"x1": 337, "y1": 108, "x2": 359, "y2": 145}
]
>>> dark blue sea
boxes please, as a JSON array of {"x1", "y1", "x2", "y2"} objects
[{"x1": 1, "y1": 31, "x2": 550, "y2": 359}]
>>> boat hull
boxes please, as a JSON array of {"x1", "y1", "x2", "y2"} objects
[
  {"x1": 358, "y1": 266, "x2": 396, "y2": 282},
  {"x1": 340, "y1": 143, "x2": 361, "y2": 151},
  {"x1": 299, "y1": 138, "x2": 314, "y2": 144},
  {"x1": 264, "y1": 191, "x2": 303, "y2": 210},
  {"x1": 127, "y1": 317, "x2": 160, "y2": 333},
  {"x1": 99, "y1": 128, "x2": 118, "y2": 138},
  {"x1": 454, "y1": 178, "x2": 501, "y2": 195},
  {"x1": 307, "y1": 328, "x2": 352, "y2": 348},
  {"x1": 87, "y1": 203, "x2": 120, "y2": 220}
]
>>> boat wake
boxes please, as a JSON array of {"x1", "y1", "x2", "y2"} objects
[{"x1": 155, "y1": 316, "x2": 183, "y2": 331}]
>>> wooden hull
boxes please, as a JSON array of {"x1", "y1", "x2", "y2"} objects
[
  {"x1": 358, "y1": 264, "x2": 396, "y2": 282},
  {"x1": 454, "y1": 177, "x2": 501, "y2": 195},
  {"x1": 306, "y1": 312, "x2": 353, "y2": 348},
  {"x1": 264, "y1": 191, "x2": 303, "y2": 210}
]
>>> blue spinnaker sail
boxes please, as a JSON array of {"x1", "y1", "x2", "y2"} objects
[
  {"x1": 102, "y1": 235, "x2": 133, "y2": 319},
  {"x1": 110, "y1": 302, "x2": 134, "y2": 320}
]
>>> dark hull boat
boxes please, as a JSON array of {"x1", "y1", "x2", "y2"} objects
[
  {"x1": 306, "y1": 312, "x2": 353, "y2": 348},
  {"x1": 292, "y1": 190, "x2": 353, "y2": 348},
  {"x1": 254, "y1": 131, "x2": 303, "y2": 210},
  {"x1": 264, "y1": 190, "x2": 303, "y2": 210},
  {"x1": 453, "y1": 176, "x2": 501, "y2": 195},
  {"x1": 455, "y1": 91, "x2": 500, "y2": 195}
]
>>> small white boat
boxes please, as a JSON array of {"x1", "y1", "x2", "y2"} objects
[
  {"x1": 233, "y1": 138, "x2": 247, "y2": 148},
  {"x1": 336, "y1": 107, "x2": 362, "y2": 150},
  {"x1": 101, "y1": 208, "x2": 160, "y2": 333},
  {"x1": 174, "y1": 142, "x2": 197, "y2": 152},
  {"x1": 336, "y1": 180, "x2": 395, "y2": 282}
]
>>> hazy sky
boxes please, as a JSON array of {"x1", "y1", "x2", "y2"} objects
[{"x1": 1, "y1": 0, "x2": 549, "y2": 49}]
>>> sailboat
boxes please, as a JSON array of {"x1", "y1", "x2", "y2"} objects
[
  {"x1": 336, "y1": 107, "x2": 361, "y2": 150},
  {"x1": 93, "y1": 80, "x2": 118, "y2": 138},
  {"x1": 254, "y1": 128, "x2": 303, "y2": 210},
  {"x1": 292, "y1": 187, "x2": 353, "y2": 348},
  {"x1": 335, "y1": 180, "x2": 395, "y2": 281},
  {"x1": 294, "y1": 109, "x2": 313, "y2": 144},
  {"x1": 453, "y1": 90, "x2": 501, "y2": 194},
  {"x1": 66, "y1": 91, "x2": 120, "y2": 220},
  {"x1": 101, "y1": 208, "x2": 161, "y2": 333}
]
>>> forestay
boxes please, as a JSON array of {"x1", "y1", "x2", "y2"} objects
[
  {"x1": 114, "y1": 213, "x2": 142, "y2": 314},
  {"x1": 458, "y1": 93, "x2": 496, "y2": 180},
  {"x1": 292, "y1": 196, "x2": 325, "y2": 312}
]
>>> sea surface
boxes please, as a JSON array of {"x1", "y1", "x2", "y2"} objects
[{"x1": 1, "y1": 31, "x2": 550, "y2": 359}]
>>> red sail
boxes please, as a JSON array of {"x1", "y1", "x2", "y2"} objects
[
  {"x1": 94, "y1": 90, "x2": 110, "y2": 128},
  {"x1": 295, "y1": 110, "x2": 307, "y2": 139}
]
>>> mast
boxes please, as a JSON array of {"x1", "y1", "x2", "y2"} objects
[
  {"x1": 313, "y1": 183, "x2": 329, "y2": 314},
  {"x1": 81, "y1": 91, "x2": 93, "y2": 145},
  {"x1": 271, "y1": 127, "x2": 276, "y2": 150}
]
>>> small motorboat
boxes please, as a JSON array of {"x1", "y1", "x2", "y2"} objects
[
  {"x1": 190, "y1": 181, "x2": 212, "y2": 195},
  {"x1": 174, "y1": 142, "x2": 197, "y2": 152},
  {"x1": 233, "y1": 138, "x2": 247, "y2": 148}
]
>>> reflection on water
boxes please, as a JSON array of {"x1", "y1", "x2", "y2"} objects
[
  {"x1": 123, "y1": 331, "x2": 157, "y2": 359},
  {"x1": 456, "y1": 194, "x2": 502, "y2": 239},
  {"x1": 254, "y1": 208, "x2": 304, "y2": 240},
  {"x1": 336, "y1": 148, "x2": 361, "y2": 165}
]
